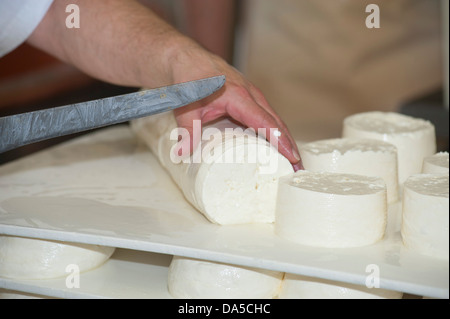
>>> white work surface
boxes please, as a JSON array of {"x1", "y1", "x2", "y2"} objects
[
  {"x1": 0, "y1": 249, "x2": 172, "y2": 299},
  {"x1": 0, "y1": 125, "x2": 448, "y2": 299}
]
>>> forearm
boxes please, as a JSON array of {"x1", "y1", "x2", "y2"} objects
[
  {"x1": 26, "y1": 0, "x2": 302, "y2": 169},
  {"x1": 181, "y1": 0, "x2": 236, "y2": 63},
  {"x1": 27, "y1": 0, "x2": 197, "y2": 88}
]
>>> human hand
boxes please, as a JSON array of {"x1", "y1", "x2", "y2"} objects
[
  {"x1": 170, "y1": 43, "x2": 303, "y2": 171},
  {"x1": 26, "y1": 0, "x2": 301, "y2": 171}
]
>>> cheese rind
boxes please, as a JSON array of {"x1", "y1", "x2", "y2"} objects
[
  {"x1": 401, "y1": 174, "x2": 449, "y2": 260},
  {"x1": 342, "y1": 112, "x2": 436, "y2": 184},
  {"x1": 131, "y1": 112, "x2": 294, "y2": 225},
  {"x1": 275, "y1": 171, "x2": 387, "y2": 248},
  {"x1": 422, "y1": 152, "x2": 449, "y2": 174},
  {"x1": 167, "y1": 256, "x2": 284, "y2": 299},
  {"x1": 279, "y1": 273, "x2": 403, "y2": 299},
  {"x1": 300, "y1": 137, "x2": 399, "y2": 203},
  {"x1": 0, "y1": 236, "x2": 115, "y2": 279}
]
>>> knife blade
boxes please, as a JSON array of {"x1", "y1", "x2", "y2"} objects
[{"x1": 0, "y1": 75, "x2": 225, "y2": 153}]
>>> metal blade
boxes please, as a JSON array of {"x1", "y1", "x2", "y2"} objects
[{"x1": 0, "y1": 75, "x2": 225, "y2": 153}]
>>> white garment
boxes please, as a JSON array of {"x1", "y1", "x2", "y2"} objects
[
  {"x1": 238, "y1": 0, "x2": 442, "y2": 142},
  {"x1": 0, "y1": 0, "x2": 54, "y2": 57}
]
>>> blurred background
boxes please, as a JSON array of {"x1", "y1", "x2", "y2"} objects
[{"x1": 0, "y1": 0, "x2": 448, "y2": 165}]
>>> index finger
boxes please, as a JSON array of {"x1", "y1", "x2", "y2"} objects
[{"x1": 223, "y1": 87, "x2": 303, "y2": 170}]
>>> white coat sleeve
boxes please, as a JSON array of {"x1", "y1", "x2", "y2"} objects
[{"x1": 0, "y1": 0, "x2": 54, "y2": 57}]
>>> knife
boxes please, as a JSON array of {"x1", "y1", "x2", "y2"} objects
[{"x1": 0, "y1": 75, "x2": 225, "y2": 153}]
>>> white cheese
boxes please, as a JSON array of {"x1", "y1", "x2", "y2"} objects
[
  {"x1": 275, "y1": 171, "x2": 387, "y2": 248},
  {"x1": 422, "y1": 152, "x2": 449, "y2": 174},
  {"x1": 401, "y1": 174, "x2": 449, "y2": 260},
  {"x1": 342, "y1": 112, "x2": 436, "y2": 185},
  {"x1": 0, "y1": 236, "x2": 115, "y2": 279},
  {"x1": 299, "y1": 137, "x2": 399, "y2": 203},
  {"x1": 167, "y1": 256, "x2": 284, "y2": 299},
  {"x1": 131, "y1": 112, "x2": 294, "y2": 225},
  {"x1": 279, "y1": 273, "x2": 403, "y2": 299}
]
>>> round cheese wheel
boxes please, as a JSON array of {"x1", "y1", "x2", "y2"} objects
[
  {"x1": 401, "y1": 174, "x2": 449, "y2": 260},
  {"x1": 299, "y1": 137, "x2": 399, "y2": 203},
  {"x1": 342, "y1": 112, "x2": 436, "y2": 185},
  {"x1": 167, "y1": 256, "x2": 284, "y2": 299},
  {"x1": 131, "y1": 112, "x2": 294, "y2": 225},
  {"x1": 275, "y1": 171, "x2": 387, "y2": 248},
  {"x1": 279, "y1": 273, "x2": 403, "y2": 299},
  {"x1": 422, "y1": 152, "x2": 449, "y2": 174},
  {"x1": 0, "y1": 236, "x2": 115, "y2": 279}
]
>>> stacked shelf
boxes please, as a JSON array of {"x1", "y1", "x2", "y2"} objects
[
  {"x1": 0, "y1": 126, "x2": 448, "y2": 299},
  {"x1": 0, "y1": 249, "x2": 172, "y2": 299}
]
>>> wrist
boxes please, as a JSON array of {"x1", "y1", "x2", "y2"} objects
[{"x1": 165, "y1": 37, "x2": 225, "y2": 85}]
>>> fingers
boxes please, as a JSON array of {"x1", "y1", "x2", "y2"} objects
[
  {"x1": 173, "y1": 78, "x2": 303, "y2": 172},
  {"x1": 249, "y1": 86, "x2": 302, "y2": 166},
  {"x1": 223, "y1": 86, "x2": 303, "y2": 171}
]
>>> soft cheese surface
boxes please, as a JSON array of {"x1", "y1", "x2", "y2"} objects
[
  {"x1": 300, "y1": 137, "x2": 397, "y2": 155},
  {"x1": 0, "y1": 236, "x2": 115, "y2": 279},
  {"x1": 279, "y1": 273, "x2": 403, "y2": 299},
  {"x1": 300, "y1": 137, "x2": 399, "y2": 202},
  {"x1": 275, "y1": 171, "x2": 387, "y2": 248},
  {"x1": 131, "y1": 112, "x2": 294, "y2": 225},
  {"x1": 343, "y1": 112, "x2": 433, "y2": 134},
  {"x1": 288, "y1": 171, "x2": 386, "y2": 195},
  {"x1": 422, "y1": 152, "x2": 449, "y2": 174},
  {"x1": 342, "y1": 112, "x2": 436, "y2": 185},
  {"x1": 167, "y1": 256, "x2": 284, "y2": 299},
  {"x1": 401, "y1": 174, "x2": 449, "y2": 260}
]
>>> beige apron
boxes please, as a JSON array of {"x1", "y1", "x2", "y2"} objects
[{"x1": 237, "y1": 0, "x2": 443, "y2": 142}]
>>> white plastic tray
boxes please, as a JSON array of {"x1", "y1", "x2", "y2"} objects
[
  {"x1": 0, "y1": 126, "x2": 447, "y2": 299},
  {"x1": 0, "y1": 249, "x2": 172, "y2": 299}
]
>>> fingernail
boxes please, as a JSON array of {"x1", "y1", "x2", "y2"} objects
[{"x1": 292, "y1": 148, "x2": 301, "y2": 162}]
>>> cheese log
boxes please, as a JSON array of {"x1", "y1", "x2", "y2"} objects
[
  {"x1": 422, "y1": 152, "x2": 449, "y2": 174},
  {"x1": 131, "y1": 112, "x2": 294, "y2": 225},
  {"x1": 299, "y1": 137, "x2": 399, "y2": 203},
  {"x1": 167, "y1": 256, "x2": 284, "y2": 299},
  {"x1": 0, "y1": 236, "x2": 115, "y2": 279},
  {"x1": 342, "y1": 112, "x2": 436, "y2": 184},
  {"x1": 401, "y1": 174, "x2": 449, "y2": 260},
  {"x1": 275, "y1": 171, "x2": 387, "y2": 248},
  {"x1": 279, "y1": 273, "x2": 403, "y2": 299}
]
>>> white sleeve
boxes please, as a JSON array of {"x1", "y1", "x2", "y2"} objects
[{"x1": 0, "y1": 0, "x2": 54, "y2": 57}]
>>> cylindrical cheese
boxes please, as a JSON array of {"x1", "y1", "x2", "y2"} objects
[
  {"x1": 131, "y1": 112, "x2": 294, "y2": 225},
  {"x1": 275, "y1": 171, "x2": 387, "y2": 248},
  {"x1": 422, "y1": 152, "x2": 449, "y2": 174},
  {"x1": 0, "y1": 236, "x2": 115, "y2": 279},
  {"x1": 279, "y1": 273, "x2": 403, "y2": 299},
  {"x1": 401, "y1": 174, "x2": 449, "y2": 260},
  {"x1": 342, "y1": 112, "x2": 436, "y2": 185},
  {"x1": 299, "y1": 137, "x2": 399, "y2": 203},
  {"x1": 167, "y1": 256, "x2": 284, "y2": 299}
]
